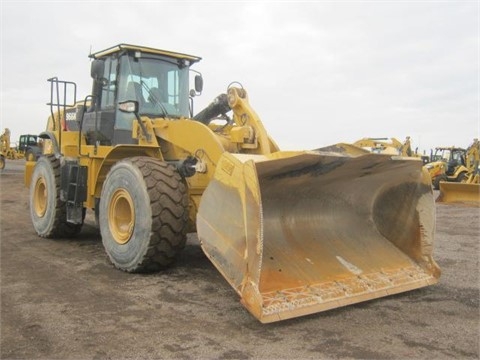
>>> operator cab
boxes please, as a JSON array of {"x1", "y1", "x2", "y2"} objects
[
  {"x1": 18, "y1": 135, "x2": 39, "y2": 152},
  {"x1": 446, "y1": 149, "x2": 466, "y2": 175},
  {"x1": 83, "y1": 44, "x2": 202, "y2": 146}
]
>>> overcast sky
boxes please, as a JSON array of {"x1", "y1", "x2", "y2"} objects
[{"x1": 1, "y1": 1, "x2": 478, "y2": 154}]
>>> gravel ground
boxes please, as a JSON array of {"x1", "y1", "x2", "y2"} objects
[{"x1": 1, "y1": 159, "x2": 479, "y2": 359}]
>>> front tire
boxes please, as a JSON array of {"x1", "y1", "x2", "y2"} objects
[
  {"x1": 433, "y1": 175, "x2": 447, "y2": 190},
  {"x1": 99, "y1": 157, "x2": 188, "y2": 273},
  {"x1": 26, "y1": 149, "x2": 35, "y2": 162},
  {"x1": 30, "y1": 155, "x2": 83, "y2": 238},
  {"x1": 456, "y1": 172, "x2": 468, "y2": 183}
]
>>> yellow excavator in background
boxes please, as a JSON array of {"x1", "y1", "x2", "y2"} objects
[
  {"x1": 437, "y1": 138, "x2": 480, "y2": 204},
  {"x1": 353, "y1": 136, "x2": 429, "y2": 163},
  {"x1": 353, "y1": 137, "x2": 409, "y2": 155},
  {"x1": 24, "y1": 44, "x2": 440, "y2": 323}
]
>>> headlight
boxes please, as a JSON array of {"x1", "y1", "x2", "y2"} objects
[{"x1": 118, "y1": 101, "x2": 139, "y2": 113}]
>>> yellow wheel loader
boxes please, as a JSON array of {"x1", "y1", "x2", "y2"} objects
[
  {"x1": 25, "y1": 44, "x2": 440, "y2": 323},
  {"x1": 437, "y1": 139, "x2": 480, "y2": 205}
]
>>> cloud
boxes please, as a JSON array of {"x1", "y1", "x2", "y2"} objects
[{"x1": 1, "y1": 1, "x2": 478, "y2": 153}]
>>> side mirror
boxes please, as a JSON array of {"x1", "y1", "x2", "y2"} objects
[
  {"x1": 91, "y1": 59, "x2": 105, "y2": 80},
  {"x1": 195, "y1": 75, "x2": 203, "y2": 93}
]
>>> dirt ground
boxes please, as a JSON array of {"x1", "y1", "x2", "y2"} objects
[{"x1": 1, "y1": 159, "x2": 479, "y2": 360}]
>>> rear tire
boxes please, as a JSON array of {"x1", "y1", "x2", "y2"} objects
[
  {"x1": 0, "y1": 156, "x2": 5, "y2": 170},
  {"x1": 99, "y1": 157, "x2": 188, "y2": 273},
  {"x1": 30, "y1": 155, "x2": 83, "y2": 238}
]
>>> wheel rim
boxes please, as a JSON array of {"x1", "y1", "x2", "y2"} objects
[
  {"x1": 109, "y1": 188, "x2": 135, "y2": 245},
  {"x1": 33, "y1": 177, "x2": 47, "y2": 217}
]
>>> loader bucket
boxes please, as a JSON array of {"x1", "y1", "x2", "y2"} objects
[
  {"x1": 196, "y1": 145, "x2": 441, "y2": 323},
  {"x1": 437, "y1": 181, "x2": 480, "y2": 205}
]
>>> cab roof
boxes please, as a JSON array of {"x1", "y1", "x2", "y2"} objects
[{"x1": 89, "y1": 43, "x2": 202, "y2": 64}]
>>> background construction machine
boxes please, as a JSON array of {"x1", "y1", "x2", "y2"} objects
[
  {"x1": 24, "y1": 44, "x2": 440, "y2": 323},
  {"x1": 424, "y1": 146, "x2": 469, "y2": 190},
  {"x1": 18, "y1": 134, "x2": 43, "y2": 161},
  {"x1": 353, "y1": 136, "x2": 429, "y2": 163},
  {"x1": 0, "y1": 128, "x2": 42, "y2": 169},
  {"x1": 0, "y1": 128, "x2": 14, "y2": 169},
  {"x1": 437, "y1": 139, "x2": 480, "y2": 204}
]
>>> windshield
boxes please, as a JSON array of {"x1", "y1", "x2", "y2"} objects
[
  {"x1": 451, "y1": 150, "x2": 464, "y2": 162},
  {"x1": 434, "y1": 149, "x2": 464, "y2": 162},
  {"x1": 117, "y1": 54, "x2": 190, "y2": 118}
]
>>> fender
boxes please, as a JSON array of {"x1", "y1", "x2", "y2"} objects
[{"x1": 38, "y1": 131, "x2": 61, "y2": 158}]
